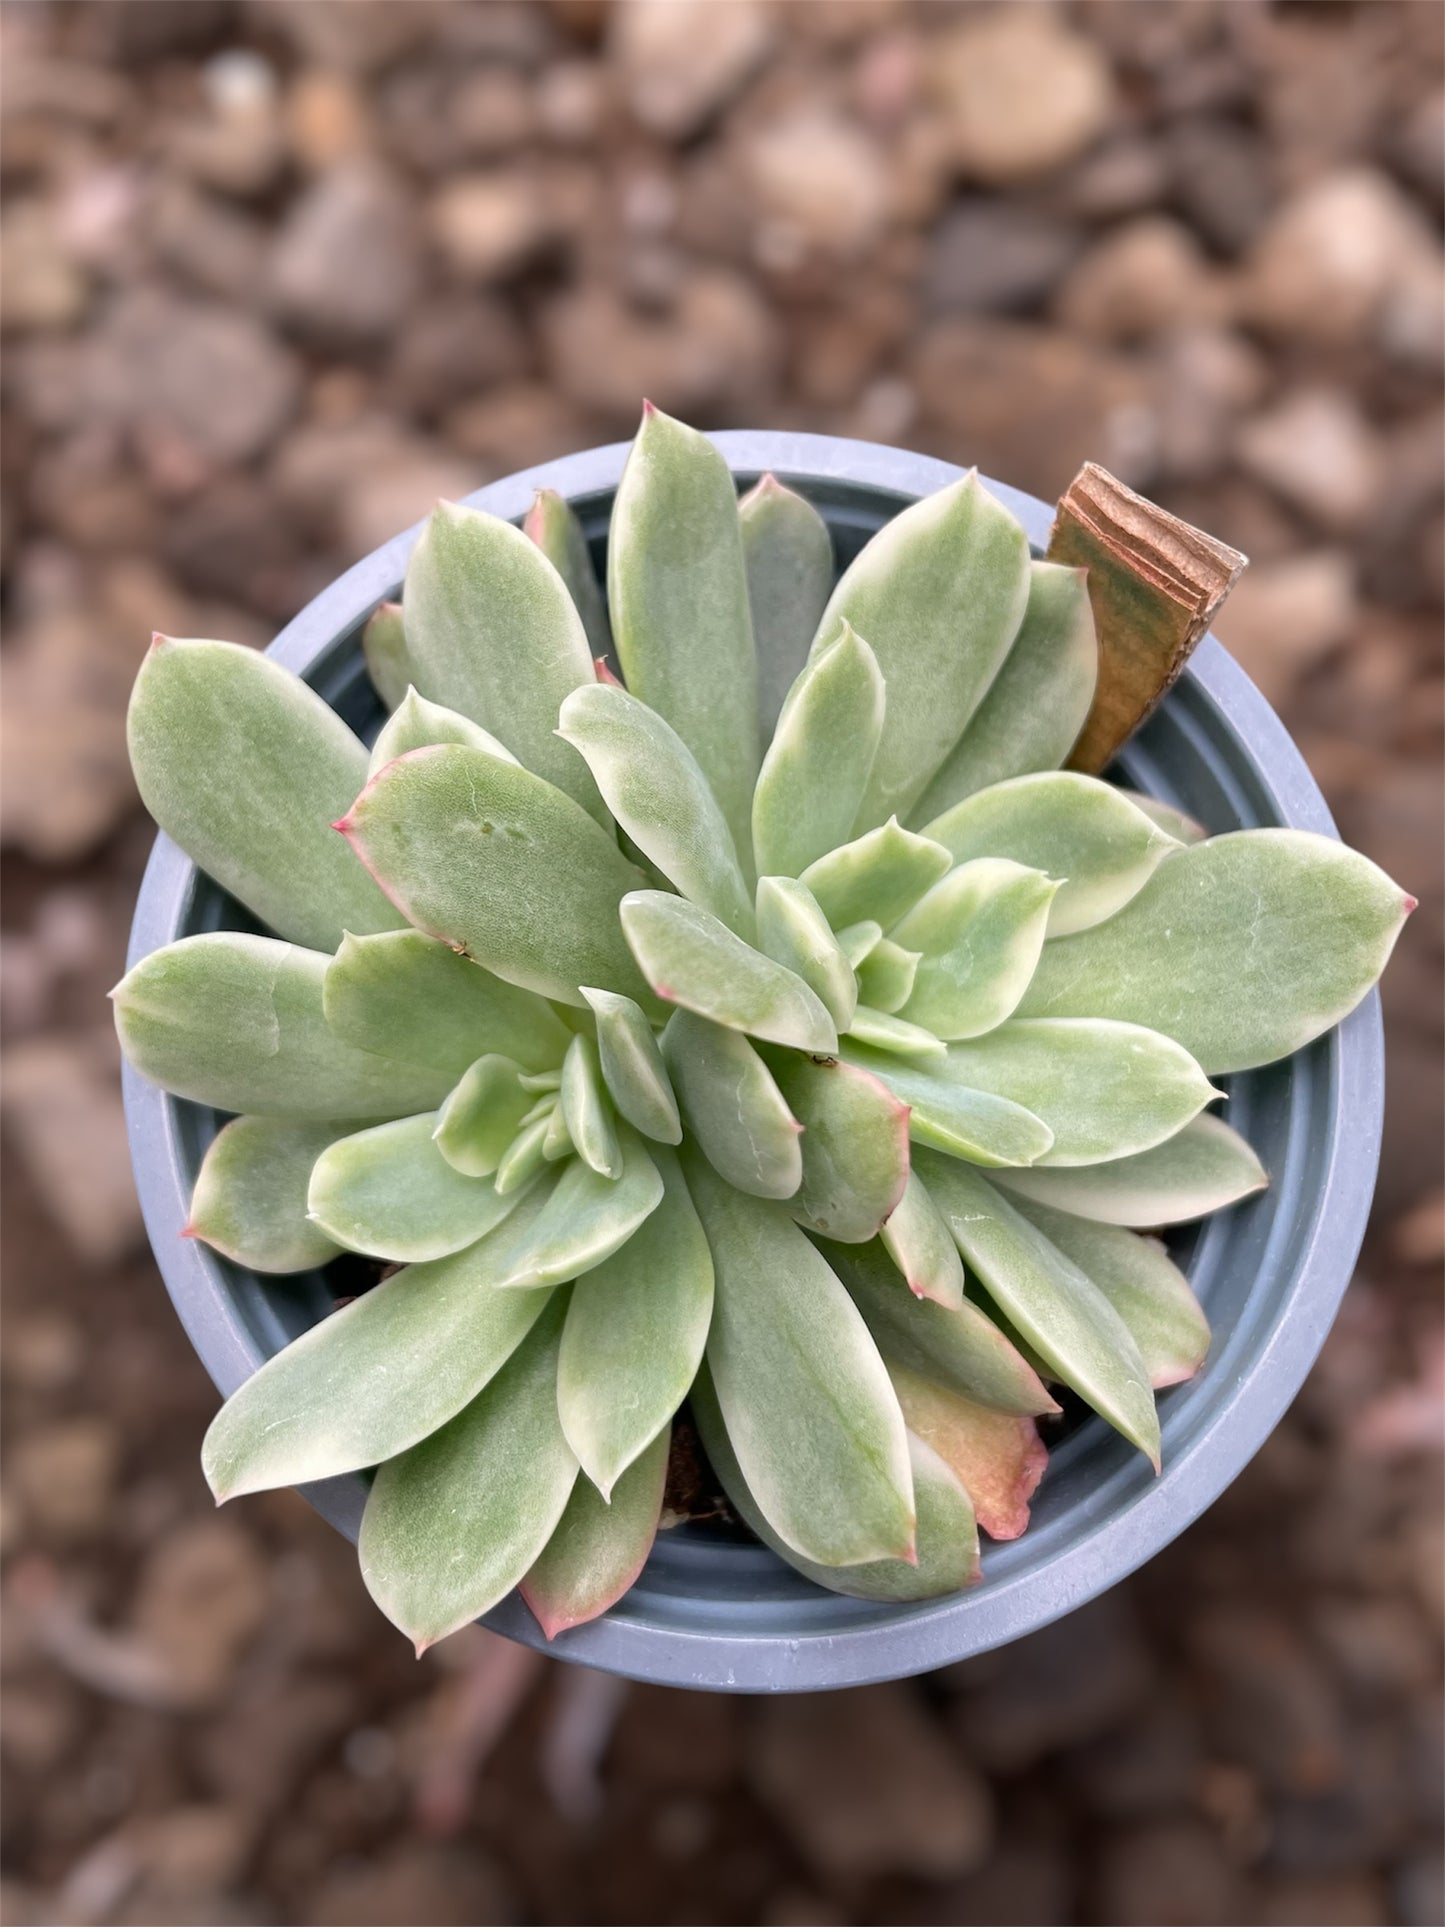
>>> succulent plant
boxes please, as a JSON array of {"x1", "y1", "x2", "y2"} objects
[{"x1": 114, "y1": 406, "x2": 1411, "y2": 1652}]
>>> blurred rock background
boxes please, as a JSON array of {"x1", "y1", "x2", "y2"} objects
[{"x1": 1, "y1": 2, "x2": 1440, "y2": 1923}]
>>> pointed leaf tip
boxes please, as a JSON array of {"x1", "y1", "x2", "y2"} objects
[
  {"x1": 595, "y1": 658, "x2": 623, "y2": 686},
  {"x1": 1404, "y1": 894, "x2": 1418, "y2": 914}
]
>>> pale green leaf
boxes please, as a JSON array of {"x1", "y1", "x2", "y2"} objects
[
  {"x1": 359, "y1": 1294, "x2": 578, "y2": 1651},
  {"x1": 768, "y1": 1052, "x2": 910, "y2": 1244},
  {"x1": 751, "y1": 622, "x2": 885, "y2": 879},
  {"x1": 114, "y1": 934, "x2": 453, "y2": 1119},
  {"x1": 835, "y1": 920, "x2": 883, "y2": 968},
  {"x1": 855, "y1": 938, "x2": 920, "y2": 1015},
  {"x1": 489, "y1": 1124, "x2": 664, "y2": 1289},
  {"x1": 754, "y1": 875, "x2": 856, "y2": 1031},
  {"x1": 560, "y1": 1032, "x2": 622, "y2": 1179},
  {"x1": 402, "y1": 499, "x2": 605, "y2": 823},
  {"x1": 558, "y1": 1146, "x2": 714, "y2": 1495},
  {"x1": 521, "y1": 1426, "x2": 668, "y2": 1639},
  {"x1": 495, "y1": 1112, "x2": 551, "y2": 1196},
  {"x1": 844, "y1": 1006, "x2": 947, "y2": 1060},
  {"x1": 188, "y1": 1117, "x2": 343, "y2": 1274},
  {"x1": 367, "y1": 686, "x2": 518, "y2": 777},
  {"x1": 580, "y1": 987, "x2": 681, "y2": 1144},
  {"x1": 608, "y1": 404, "x2": 760, "y2": 864},
  {"x1": 893, "y1": 858, "x2": 1059, "y2": 1039},
  {"x1": 1119, "y1": 790, "x2": 1207, "y2": 844},
  {"x1": 662, "y1": 1010, "x2": 801, "y2": 1201},
  {"x1": 128, "y1": 636, "x2": 403, "y2": 952},
  {"x1": 887, "y1": 1360, "x2": 1046, "y2": 1540},
  {"x1": 432, "y1": 1055, "x2": 532, "y2": 1178},
  {"x1": 990, "y1": 1113, "x2": 1267, "y2": 1225},
  {"x1": 687, "y1": 1155, "x2": 915, "y2": 1566},
  {"x1": 799, "y1": 818, "x2": 953, "y2": 934},
  {"x1": 524, "y1": 486, "x2": 611, "y2": 659},
  {"x1": 878, "y1": 1169, "x2": 966, "y2": 1309},
  {"x1": 307, "y1": 1112, "x2": 523, "y2": 1262},
  {"x1": 739, "y1": 472, "x2": 834, "y2": 736},
  {"x1": 841, "y1": 1044, "x2": 1054, "y2": 1167},
  {"x1": 621, "y1": 890, "x2": 836, "y2": 1052},
  {"x1": 361, "y1": 600, "x2": 412, "y2": 711},
  {"x1": 1019, "y1": 830, "x2": 1413, "y2": 1073},
  {"x1": 542, "y1": 1096, "x2": 574, "y2": 1162},
  {"x1": 923, "y1": 772, "x2": 1180, "y2": 938}
]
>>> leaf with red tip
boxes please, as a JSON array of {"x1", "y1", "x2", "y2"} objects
[
  {"x1": 521, "y1": 1426, "x2": 668, "y2": 1640},
  {"x1": 878, "y1": 1169, "x2": 967, "y2": 1310},
  {"x1": 768, "y1": 1052, "x2": 910, "y2": 1244},
  {"x1": 662, "y1": 1010, "x2": 801, "y2": 1201},
  {"x1": 887, "y1": 1359, "x2": 1047, "y2": 1541},
  {"x1": 739, "y1": 472, "x2": 835, "y2": 736},
  {"x1": 524, "y1": 486, "x2": 611, "y2": 659}
]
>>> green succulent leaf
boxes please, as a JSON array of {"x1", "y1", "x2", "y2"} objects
[
  {"x1": 940, "y1": 1019, "x2": 1219, "y2": 1167},
  {"x1": 693, "y1": 1368, "x2": 978, "y2": 1602},
  {"x1": 855, "y1": 938, "x2": 920, "y2": 1015},
  {"x1": 542, "y1": 1096, "x2": 574, "y2": 1162},
  {"x1": 820, "y1": 1233, "x2": 1057, "y2": 1417},
  {"x1": 557, "y1": 1146, "x2": 714, "y2": 1496},
  {"x1": 521, "y1": 1426, "x2": 669, "y2": 1640},
  {"x1": 432, "y1": 1055, "x2": 533, "y2": 1178},
  {"x1": 201, "y1": 1194, "x2": 562, "y2": 1498},
  {"x1": 114, "y1": 935, "x2": 453, "y2": 1119},
  {"x1": 687, "y1": 1155, "x2": 916, "y2": 1567},
  {"x1": 769, "y1": 1053, "x2": 910, "y2": 1244},
  {"x1": 1119, "y1": 790, "x2": 1207, "y2": 845},
  {"x1": 923, "y1": 772, "x2": 1180, "y2": 938},
  {"x1": 488, "y1": 1124, "x2": 664, "y2": 1289},
  {"x1": 740, "y1": 473, "x2": 835, "y2": 736},
  {"x1": 359, "y1": 1294, "x2": 578, "y2": 1652},
  {"x1": 361, "y1": 600, "x2": 412, "y2": 711},
  {"x1": 814, "y1": 472, "x2": 1031, "y2": 829},
  {"x1": 887, "y1": 1360, "x2": 1046, "y2": 1541},
  {"x1": 799, "y1": 818, "x2": 953, "y2": 933},
  {"x1": 495, "y1": 1112, "x2": 552, "y2": 1196},
  {"x1": 990, "y1": 1113, "x2": 1267, "y2": 1225},
  {"x1": 402, "y1": 500, "x2": 606, "y2": 823},
  {"x1": 662, "y1": 1010, "x2": 802, "y2": 1201},
  {"x1": 557, "y1": 682, "x2": 753, "y2": 936},
  {"x1": 911, "y1": 562, "x2": 1097, "y2": 821},
  {"x1": 919, "y1": 1152, "x2": 1160, "y2": 1466},
  {"x1": 188, "y1": 1117, "x2": 344, "y2": 1274},
  {"x1": 560, "y1": 1032, "x2": 622, "y2": 1180},
  {"x1": 580, "y1": 987, "x2": 681, "y2": 1145},
  {"x1": 844, "y1": 1046, "x2": 1053, "y2": 1167},
  {"x1": 608, "y1": 404, "x2": 760, "y2": 865},
  {"x1": 751, "y1": 622, "x2": 885, "y2": 879},
  {"x1": 621, "y1": 890, "x2": 837, "y2": 1052},
  {"x1": 128, "y1": 636, "x2": 404, "y2": 953},
  {"x1": 754, "y1": 876, "x2": 857, "y2": 1032},
  {"x1": 341, "y1": 746, "x2": 655, "y2": 1011},
  {"x1": 835, "y1": 920, "x2": 884, "y2": 968},
  {"x1": 877, "y1": 1169, "x2": 967, "y2": 1310},
  {"x1": 524, "y1": 487, "x2": 611, "y2": 659},
  {"x1": 893, "y1": 859, "x2": 1059, "y2": 1040},
  {"x1": 324, "y1": 929, "x2": 570, "y2": 1081},
  {"x1": 367, "y1": 686, "x2": 518, "y2": 777},
  {"x1": 844, "y1": 1006, "x2": 947, "y2": 1061},
  {"x1": 307, "y1": 1112, "x2": 525, "y2": 1263},
  {"x1": 1009, "y1": 1198, "x2": 1211, "y2": 1390},
  {"x1": 1019, "y1": 830, "x2": 1413, "y2": 1073}
]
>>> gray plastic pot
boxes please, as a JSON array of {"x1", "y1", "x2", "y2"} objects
[{"x1": 123, "y1": 432, "x2": 1384, "y2": 1693}]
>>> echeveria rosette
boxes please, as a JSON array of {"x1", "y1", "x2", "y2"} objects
[{"x1": 113, "y1": 405, "x2": 1413, "y2": 1653}]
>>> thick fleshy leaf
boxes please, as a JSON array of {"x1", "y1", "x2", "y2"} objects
[
  {"x1": 836, "y1": 920, "x2": 884, "y2": 969},
  {"x1": 911, "y1": 562, "x2": 1097, "y2": 821},
  {"x1": 990, "y1": 1113, "x2": 1267, "y2": 1225},
  {"x1": 521, "y1": 1427, "x2": 668, "y2": 1639},
  {"x1": 113, "y1": 935, "x2": 452, "y2": 1119},
  {"x1": 202, "y1": 1195, "x2": 560, "y2": 1498},
  {"x1": 1019, "y1": 830, "x2": 1413, "y2": 1073},
  {"x1": 188, "y1": 1117, "x2": 343, "y2": 1273},
  {"x1": 432, "y1": 1055, "x2": 532, "y2": 1178},
  {"x1": 820, "y1": 1234, "x2": 1057, "y2": 1416},
  {"x1": 887, "y1": 1360, "x2": 1047, "y2": 1540},
  {"x1": 621, "y1": 891, "x2": 836, "y2": 1052},
  {"x1": 856, "y1": 939, "x2": 920, "y2": 1015},
  {"x1": 488, "y1": 1125, "x2": 664, "y2": 1289},
  {"x1": 751, "y1": 623, "x2": 885, "y2": 879},
  {"x1": 893, "y1": 859, "x2": 1059, "y2": 1040},
  {"x1": 923, "y1": 773, "x2": 1181, "y2": 938},
  {"x1": 799, "y1": 819, "x2": 952, "y2": 933},
  {"x1": 694, "y1": 1369, "x2": 979, "y2": 1601},
  {"x1": 367, "y1": 686, "x2": 518, "y2": 777},
  {"x1": 740, "y1": 473, "x2": 835, "y2": 736},
  {"x1": 878, "y1": 1169, "x2": 967, "y2": 1309},
  {"x1": 402, "y1": 500, "x2": 605, "y2": 823},
  {"x1": 581, "y1": 987, "x2": 680, "y2": 1145},
  {"x1": 1010, "y1": 1197, "x2": 1211, "y2": 1389},
  {"x1": 560, "y1": 1031, "x2": 622, "y2": 1179},
  {"x1": 524, "y1": 486, "x2": 611, "y2": 659},
  {"x1": 324, "y1": 929, "x2": 570, "y2": 1080},
  {"x1": 340, "y1": 746, "x2": 654, "y2": 1010},
  {"x1": 495, "y1": 1113, "x2": 551, "y2": 1196},
  {"x1": 307, "y1": 1112, "x2": 523, "y2": 1262},
  {"x1": 662, "y1": 1010, "x2": 801, "y2": 1200},
  {"x1": 557, "y1": 1147, "x2": 714, "y2": 1495},
  {"x1": 361, "y1": 601, "x2": 412, "y2": 711},
  {"x1": 843, "y1": 1046, "x2": 1054, "y2": 1167},
  {"x1": 940, "y1": 1019, "x2": 1218, "y2": 1167},
  {"x1": 607, "y1": 404, "x2": 760, "y2": 863},
  {"x1": 754, "y1": 876, "x2": 856, "y2": 1031},
  {"x1": 359, "y1": 1295, "x2": 578, "y2": 1651},
  {"x1": 557, "y1": 683, "x2": 753, "y2": 936},
  {"x1": 813, "y1": 472, "x2": 1031, "y2": 828},
  {"x1": 128, "y1": 636, "x2": 403, "y2": 953},
  {"x1": 844, "y1": 1007, "x2": 947, "y2": 1061},
  {"x1": 769, "y1": 1053, "x2": 910, "y2": 1244},
  {"x1": 688, "y1": 1156, "x2": 915, "y2": 1567},
  {"x1": 542, "y1": 1097, "x2": 574, "y2": 1162},
  {"x1": 1120, "y1": 790, "x2": 1207, "y2": 844},
  {"x1": 919, "y1": 1151, "x2": 1160, "y2": 1465}
]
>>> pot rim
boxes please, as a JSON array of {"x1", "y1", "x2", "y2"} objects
[{"x1": 123, "y1": 431, "x2": 1384, "y2": 1691}]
